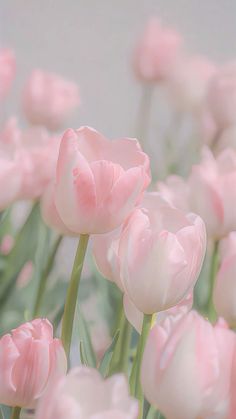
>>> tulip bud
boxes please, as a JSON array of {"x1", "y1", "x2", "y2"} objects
[
  {"x1": 35, "y1": 367, "x2": 138, "y2": 419},
  {"x1": 141, "y1": 311, "x2": 236, "y2": 419},
  {"x1": 0, "y1": 319, "x2": 67, "y2": 408},
  {"x1": 54, "y1": 127, "x2": 150, "y2": 235},
  {"x1": 22, "y1": 70, "x2": 80, "y2": 131}
]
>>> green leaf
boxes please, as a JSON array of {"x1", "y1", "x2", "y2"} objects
[
  {"x1": 0, "y1": 405, "x2": 11, "y2": 419},
  {"x1": 79, "y1": 341, "x2": 89, "y2": 366},
  {"x1": 0, "y1": 203, "x2": 41, "y2": 304},
  {"x1": 77, "y1": 310, "x2": 96, "y2": 368},
  {"x1": 99, "y1": 330, "x2": 120, "y2": 377}
]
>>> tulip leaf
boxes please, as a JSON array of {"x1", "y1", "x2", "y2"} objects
[
  {"x1": 79, "y1": 341, "x2": 89, "y2": 366},
  {"x1": 99, "y1": 330, "x2": 120, "y2": 377},
  {"x1": 77, "y1": 309, "x2": 97, "y2": 368},
  {"x1": 0, "y1": 405, "x2": 10, "y2": 419}
]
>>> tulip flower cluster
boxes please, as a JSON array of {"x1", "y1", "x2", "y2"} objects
[{"x1": 1, "y1": 14, "x2": 236, "y2": 419}]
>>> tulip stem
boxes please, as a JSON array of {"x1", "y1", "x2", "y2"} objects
[
  {"x1": 10, "y1": 406, "x2": 21, "y2": 419},
  {"x1": 61, "y1": 234, "x2": 89, "y2": 359},
  {"x1": 109, "y1": 308, "x2": 132, "y2": 375},
  {"x1": 135, "y1": 84, "x2": 154, "y2": 148},
  {"x1": 33, "y1": 235, "x2": 63, "y2": 317},
  {"x1": 130, "y1": 313, "x2": 153, "y2": 409},
  {"x1": 207, "y1": 240, "x2": 219, "y2": 322}
]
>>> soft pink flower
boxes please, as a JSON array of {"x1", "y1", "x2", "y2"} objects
[
  {"x1": 0, "y1": 318, "x2": 67, "y2": 408},
  {"x1": 22, "y1": 69, "x2": 80, "y2": 131},
  {"x1": 119, "y1": 193, "x2": 206, "y2": 314},
  {"x1": 156, "y1": 175, "x2": 190, "y2": 212},
  {"x1": 0, "y1": 235, "x2": 15, "y2": 255},
  {"x1": 141, "y1": 311, "x2": 236, "y2": 419},
  {"x1": 123, "y1": 292, "x2": 193, "y2": 334},
  {"x1": 133, "y1": 18, "x2": 183, "y2": 82},
  {"x1": 35, "y1": 367, "x2": 138, "y2": 419},
  {"x1": 0, "y1": 49, "x2": 15, "y2": 101},
  {"x1": 189, "y1": 147, "x2": 236, "y2": 238},
  {"x1": 41, "y1": 182, "x2": 73, "y2": 235},
  {"x1": 167, "y1": 55, "x2": 216, "y2": 110},
  {"x1": 54, "y1": 126, "x2": 150, "y2": 235},
  {"x1": 213, "y1": 232, "x2": 236, "y2": 327},
  {"x1": 16, "y1": 261, "x2": 34, "y2": 289},
  {"x1": 207, "y1": 62, "x2": 236, "y2": 128}
]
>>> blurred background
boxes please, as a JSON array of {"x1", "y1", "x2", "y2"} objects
[{"x1": 1, "y1": 0, "x2": 236, "y2": 137}]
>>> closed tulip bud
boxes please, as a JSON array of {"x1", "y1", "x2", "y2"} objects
[
  {"x1": 54, "y1": 126, "x2": 150, "y2": 235},
  {"x1": 22, "y1": 70, "x2": 80, "y2": 131},
  {"x1": 214, "y1": 232, "x2": 236, "y2": 326},
  {"x1": 35, "y1": 367, "x2": 138, "y2": 419},
  {"x1": 133, "y1": 18, "x2": 183, "y2": 83},
  {"x1": 119, "y1": 193, "x2": 206, "y2": 314},
  {"x1": 0, "y1": 319, "x2": 67, "y2": 408},
  {"x1": 207, "y1": 62, "x2": 236, "y2": 128},
  {"x1": 141, "y1": 311, "x2": 236, "y2": 419},
  {"x1": 189, "y1": 147, "x2": 236, "y2": 238},
  {"x1": 0, "y1": 49, "x2": 15, "y2": 101}
]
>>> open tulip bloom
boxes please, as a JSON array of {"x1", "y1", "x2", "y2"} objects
[{"x1": 2, "y1": 12, "x2": 236, "y2": 419}]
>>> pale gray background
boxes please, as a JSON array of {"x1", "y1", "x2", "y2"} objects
[{"x1": 1, "y1": 0, "x2": 236, "y2": 138}]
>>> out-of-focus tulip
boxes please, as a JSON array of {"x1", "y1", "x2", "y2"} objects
[
  {"x1": 0, "y1": 235, "x2": 15, "y2": 255},
  {"x1": 213, "y1": 232, "x2": 236, "y2": 327},
  {"x1": 207, "y1": 62, "x2": 236, "y2": 128},
  {"x1": 133, "y1": 18, "x2": 183, "y2": 83},
  {"x1": 216, "y1": 125, "x2": 236, "y2": 153},
  {"x1": 156, "y1": 175, "x2": 190, "y2": 212},
  {"x1": 22, "y1": 69, "x2": 80, "y2": 131},
  {"x1": 167, "y1": 55, "x2": 216, "y2": 111},
  {"x1": 119, "y1": 193, "x2": 206, "y2": 314},
  {"x1": 0, "y1": 49, "x2": 15, "y2": 101},
  {"x1": 198, "y1": 107, "x2": 218, "y2": 147},
  {"x1": 16, "y1": 261, "x2": 34, "y2": 289},
  {"x1": 141, "y1": 311, "x2": 236, "y2": 419},
  {"x1": 35, "y1": 367, "x2": 138, "y2": 419},
  {"x1": 0, "y1": 319, "x2": 67, "y2": 408},
  {"x1": 189, "y1": 147, "x2": 236, "y2": 238},
  {"x1": 123, "y1": 292, "x2": 193, "y2": 334},
  {"x1": 54, "y1": 126, "x2": 150, "y2": 235}
]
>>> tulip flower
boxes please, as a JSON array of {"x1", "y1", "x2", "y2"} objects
[
  {"x1": 167, "y1": 55, "x2": 216, "y2": 111},
  {"x1": 141, "y1": 311, "x2": 236, "y2": 419},
  {"x1": 35, "y1": 367, "x2": 138, "y2": 419},
  {"x1": 207, "y1": 62, "x2": 236, "y2": 128},
  {"x1": 22, "y1": 69, "x2": 80, "y2": 131},
  {"x1": 0, "y1": 318, "x2": 67, "y2": 408},
  {"x1": 214, "y1": 232, "x2": 236, "y2": 326},
  {"x1": 54, "y1": 126, "x2": 150, "y2": 235},
  {"x1": 189, "y1": 147, "x2": 236, "y2": 238},
  {"x1": 0, "y1": 48, "x2": 15, "y2": 101},
  {"x1": 133, "y1": 18, "x2": 183, "y2": 83},
  {"x1": 119, "y1": 193, "x2": 206, "y2": 314}
]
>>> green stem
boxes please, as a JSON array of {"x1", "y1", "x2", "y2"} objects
[
  {"x1": 61, "y1": 234, "x2": 89, "y2": 358},
  {"x1": 135, "y1": 84, "x2": 154, "y2": 148},
  {"x1": 10, "y1": 406, "x2": 21, "y2": 419},
  {"x1": 207, "y1": 240, "x2": 219, "y2": 322},
  {"x1": 33, "y1": 235, "x2": 63, "y2": 317},
  {"x1": 130, "y1": 314, "x2": 153, "y2": 408},
  {"x1": 109, "y1": 309, "x2": 132, "y2": 375}
]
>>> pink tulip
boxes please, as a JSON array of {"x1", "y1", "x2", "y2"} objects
[
  {"x1": 141, "y1": 311, "x2": 236, "y2": 419},
  {"x1": 0, "y1": 318, "x2": 67, "y2": 408},
  {"x1": 167, "y1": 55, "x2": 216, "y2": 110},
  {"x1": 207, "y1": 62, "x2": 236, "y2": 128},
  {"x1": 35, "y1": 367, "x2": 138, "y2": 419},
  {"x1": 213, "y1": 232, "x2": 236, "y2": 327},
  {"x1": 133, "y1": 18, "x2": 183, "y2": 82},
  {"x1": 189, "y1": 147, "x2": 236, "y2": 238},
  {"x1": 54, "y1": 126, "x2": 150, "y2": 234},
  {"x1": 22, "y1": 69, "x2": 80, "y2": 131},
  {"x1": 119, "y1": 193, "x2": 206, "y2": 314},
  {"x1": 0, "y1": 235, "x2": 15, "y2": 255},
  {"x1": 0, "y1": 49, "x2": 16, "y2": 101},
  {"x1": 41, "y1": 182, "x2": 74, "y2": 235},
  {"x1": 156, "y1": 175, "x2": 190, "y2": 212},
  {"x1": 123, "y1": 292, "x2": 193, "y2": 334}
]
